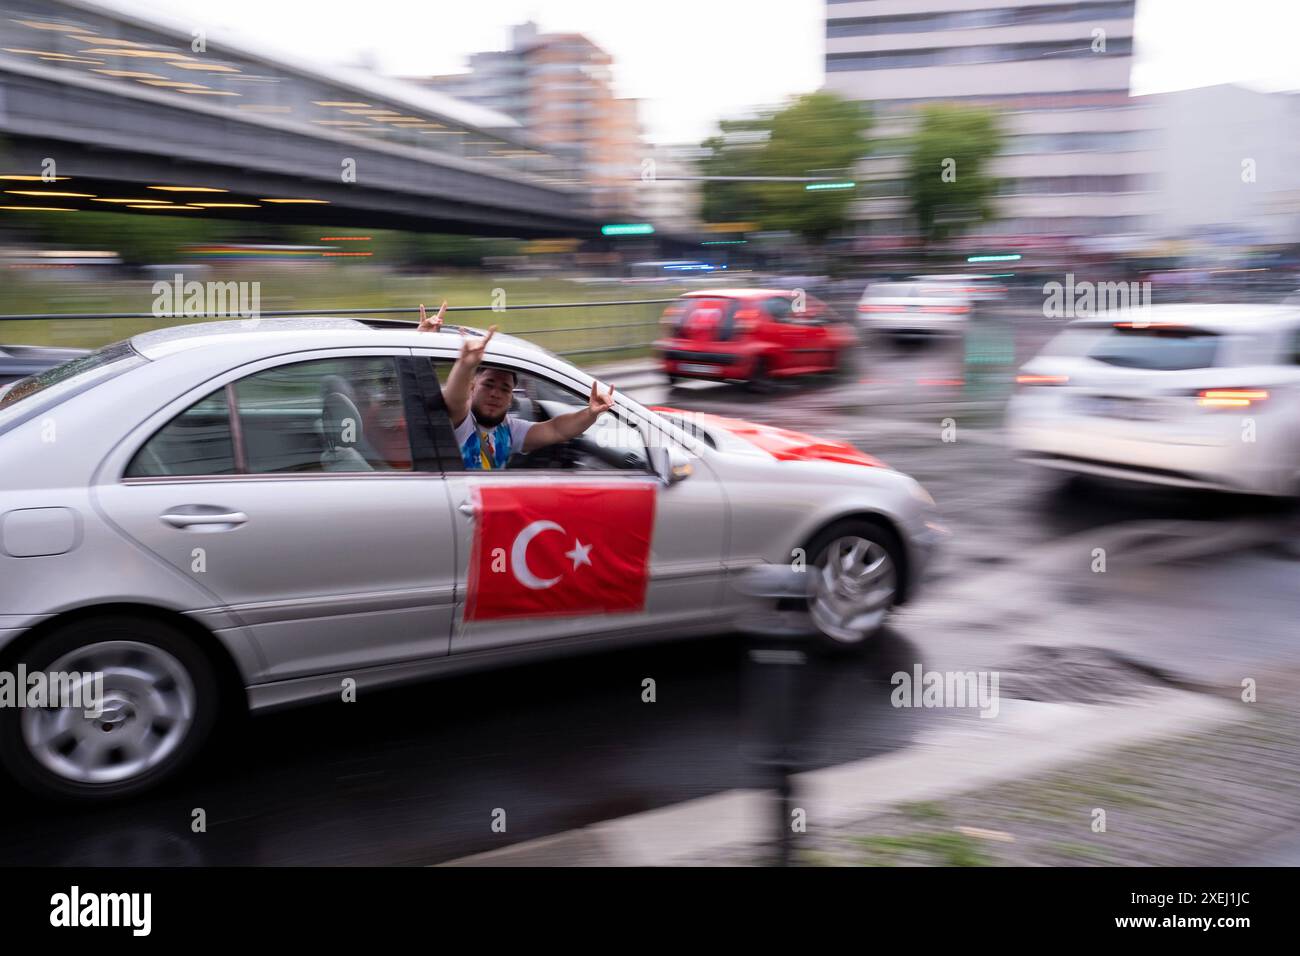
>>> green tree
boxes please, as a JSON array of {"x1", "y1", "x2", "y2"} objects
[
  {"x1": 753, "y1": 92, "x2": 872, "y2": 245},
  {"x1": 697, "y1": 92, "x2": 872, "y2": 245},
  {"x1": 696, "y1": 116, "x2": 771, "y2": 226},
  {"x1": 903, "y1": 104, "x2": 1004, "y2": 247}
]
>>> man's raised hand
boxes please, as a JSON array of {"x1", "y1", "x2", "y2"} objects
[
  {"x1": 588, "y1": 381, "x2": 615, "y2": 416},
  {"x1": 459, "y1": 324, "x2": 497, "y2": 366},
  {"x1": 417, "y1": 300, "x2": 447, "y2": 333}
]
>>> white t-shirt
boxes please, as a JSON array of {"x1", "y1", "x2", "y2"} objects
[{"x1": 453, "y1": 412, "x2": 535, "y2": 460}]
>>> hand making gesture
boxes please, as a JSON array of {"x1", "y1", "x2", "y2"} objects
[
  {"x1": 587, "y1": 381, "x2": 615, "y2": 416},
  {"x1": 459, "y1": 325, "x2": 498, "y2": 368},
  {"x1": 417, "y1": 300, "x2": 447, "y2": 333}
]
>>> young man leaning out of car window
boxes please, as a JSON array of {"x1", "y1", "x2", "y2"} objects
[{"x1": 418, "y1": 301, "x2": 615, "y2": 470}]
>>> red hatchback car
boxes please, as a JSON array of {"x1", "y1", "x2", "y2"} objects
[{"x1": 655, "y1": 289, "x2": 857, "y2": 388}]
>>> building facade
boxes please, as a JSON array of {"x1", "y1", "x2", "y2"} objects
[
  {"x1": 823, "y1": 0, "x2": 1158, "y2": 241},
  {"x1": 414, "y1": 22, "x2": 646, "y2": 216},
  {"x1": 1139, "y1": 84, "x2": 1300, "y2": 246}
]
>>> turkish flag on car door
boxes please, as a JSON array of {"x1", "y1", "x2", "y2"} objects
[{"x1": 464, "y1": 483, "x2": 658, "y2": 621}]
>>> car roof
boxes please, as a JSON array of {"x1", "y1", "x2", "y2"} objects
[
  {"x1": 680, "y1": 289, "x2": 793, "y2": 300},
  {"x1": 1066, "y1": 304, "x2": 1300, "y2": 333},
  {"x1": 129, "y1": 317, "x2": 563, "y2": 364}
]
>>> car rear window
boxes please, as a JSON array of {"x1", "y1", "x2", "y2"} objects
[
  {"x1": 1084, "y1": 326, "x2": 1221, "y2": 370},
  {"x1": 0, "y1": 340, "x2": 146, "y2": 437},
  {"x1": 1040, "y1": 327, "x2": 1106, "y2": 357},
  {"x1": 865, "y1": 283, "x2": 916, "y2": 298},
  {"x1": 676, "y1": 298, "x2": 741, "y2": 341}
]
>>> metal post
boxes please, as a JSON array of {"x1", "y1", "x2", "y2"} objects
[{"x1": 736, "y1": 565, "x2": 816, "y2": 867}]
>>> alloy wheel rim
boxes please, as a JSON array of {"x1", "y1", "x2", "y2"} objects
[
  {"x1": 809, "y1": 535, "x2": 896, "y2": 643},
  {"x1": 20, "y1": 640, "x2": 196, "y2": 785}
]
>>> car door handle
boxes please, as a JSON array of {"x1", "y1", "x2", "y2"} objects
[
  {"x1": 457, "y1": 502, "x2": 476, "y2": 520},
  {"x1": 160, "y1": 511, "x2": 248, "y2": 529}
]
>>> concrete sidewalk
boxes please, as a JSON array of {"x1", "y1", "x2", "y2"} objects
[{"x1": 443, "y1": 687, "x2": 1241, "y2": 866}]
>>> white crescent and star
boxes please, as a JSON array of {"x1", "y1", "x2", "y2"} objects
[{"x1": 510, "y1": 520, "x2": 594, "y2": 590}]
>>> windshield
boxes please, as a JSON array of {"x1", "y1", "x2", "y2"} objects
[{"x1": 0, "y1": 340, "x2": 146, "y2": 436}]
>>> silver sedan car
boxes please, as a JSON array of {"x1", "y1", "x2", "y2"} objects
[{"x1": 0, "y1": 318, "x2": 942, "y2": 801}]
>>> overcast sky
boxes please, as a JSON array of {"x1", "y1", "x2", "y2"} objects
[{"x1": 143, "y1": 0, "x2": 1300, "y2": 143}]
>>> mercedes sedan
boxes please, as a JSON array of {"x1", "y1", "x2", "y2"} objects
[{"x1": 0, "y1": 318, "x2": 941, "y2": 801}]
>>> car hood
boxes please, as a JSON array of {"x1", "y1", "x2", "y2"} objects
[{"x1": 650, "y1": 406, "x2": 887, "y2": 468}]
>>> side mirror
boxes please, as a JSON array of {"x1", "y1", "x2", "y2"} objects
[{"x1": 647, "y1": 444, "x2": 693, "y2": 485}]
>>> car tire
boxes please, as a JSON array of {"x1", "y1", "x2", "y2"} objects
[
  {"x1": 804, "y1": 518, "x2": 903, "y2": 653},
  {"x1": 745, "y1": 356, "x2": 774, "y2": 393},
  {"x1": 0, "y1": 616, "x2": 219, "y2": 803},
  {"x1": 828, "y1": 347, "x2": 852, "y2": 380}
]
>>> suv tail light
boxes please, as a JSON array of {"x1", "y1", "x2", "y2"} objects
[{"x1": 1196, "y1": 388, "x2": 1269, "y2": 408}]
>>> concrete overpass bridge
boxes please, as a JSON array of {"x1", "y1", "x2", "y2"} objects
[{"x1": 0, "y1": 0, "x2": 616, "y2": 237}]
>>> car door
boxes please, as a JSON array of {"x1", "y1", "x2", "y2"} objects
[
  {"x1": 92, "y1": 347, "x2": 458, "y2": 684},
  {"x1": 764, "y1": 296, "x2": 813, "y2": 374},
  {"x1": 796, "y1": 297, "x2": 836, "y2": 370},
  {"x1": 410, "y1": 347, "x2": 729, "y2": 655}
]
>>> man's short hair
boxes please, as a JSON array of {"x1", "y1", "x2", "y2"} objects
[{"x1": 474, "y1": 365, "x2": 517, "y2": 387}]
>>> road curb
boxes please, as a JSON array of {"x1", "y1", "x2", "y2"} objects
[{"x1": 440, "y1": 687, "x2": 1240, "y2": 866}]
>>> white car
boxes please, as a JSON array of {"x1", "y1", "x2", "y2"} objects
[
  {"x1": 855, "y1": 280, "x2": 972, "y2": 336},
  {"x1": 910, "y1": 274, "x2": 1007, "y2": 303},
  {"x1": 1006, "y1": 304, "x2": 1300, "y2": 496}
]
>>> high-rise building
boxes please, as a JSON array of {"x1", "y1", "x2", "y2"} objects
[
  {"x1": 411, "y1": 22, "x2": 646, "y2": 215},
  {"x1": 823, "y1": 0, "x2": 1158, "y2": 242}
]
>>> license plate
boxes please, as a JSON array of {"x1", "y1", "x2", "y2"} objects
[
  {"x1": 1081, "y1": 396, "x2": 1157, "y2": 420},
  {"x1": 680, "y1": 363, "x2": 717, "y2": 374}
]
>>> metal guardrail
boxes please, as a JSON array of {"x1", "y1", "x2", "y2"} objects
[
  {"x1": 0, "y1": 299, "x2": 677, "y2": 359},
  {"x1": 0, "y1": 299, "x2": 679, "y2": 321}
]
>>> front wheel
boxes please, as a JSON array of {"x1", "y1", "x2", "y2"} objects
[
  {"x1": 805, "y1": 519, "x2": 902, "y2": 652},
  {"x1": 0, "y1": 616, "x2": 219, "y2": 803}
]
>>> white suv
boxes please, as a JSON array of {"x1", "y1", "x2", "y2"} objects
[{"x1": 1006, "y1": 304, "x2": 1300, "y2": 496}]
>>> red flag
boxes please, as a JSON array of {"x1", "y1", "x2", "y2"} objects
[{"x1": 464, "y1": 483, "x2": 657, "y2": 621}]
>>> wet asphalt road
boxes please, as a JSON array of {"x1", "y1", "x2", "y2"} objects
[{"x1": 1, "y1": 323, "x2": 1296, "y2": 865}]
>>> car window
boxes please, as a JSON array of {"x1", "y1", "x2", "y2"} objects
[
  {"x1": 235, "y1": 357, "x2": 411, "y2": 473},
  {"x1": 0, "y1": 340, "x2": 146, "y2": 438},
  {"x1": 676, "y1": 298, "x2": 740, "y2": 341},
  {"x1": 1040, "y1": 327, "x2": 1107, "y2": 357},
  {"x1": 652, "y1": 411, "x2": 717, "y2": 449},
  {"x1": 125, "y1": 390, "x2": 236, "y2": 478},
  {"x1": 430, "y1": 359, "x2": 650, "y2": 473},
  {"x1": 1085, "y1": 327, "x2": 1220, "y2": 370},
  {"x1": 793, "y1": 297, "x2": 830, "y2": 324},
  {"x1": 765, "y1": 297, "x2": 795, "y2": 322},
  {"x1": 864, "y1": 283, "x2": 916, "y2": 298},
  {"x1": 126, "y1": 356, "x2": 413, "y2": 478}
]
